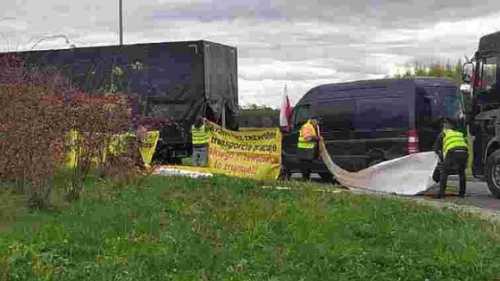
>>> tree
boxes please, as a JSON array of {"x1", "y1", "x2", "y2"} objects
[
  {"x1": 394, "y1": 59, "x2": 463, "y2": 83},
  {"x1": 239, "y1": 104, "x2": 279, "y2": 128}
]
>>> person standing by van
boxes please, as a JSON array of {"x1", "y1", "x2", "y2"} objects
[
  {"x1": 191, "y1": 117, "x2": 209, "y2": 166},
  {"x1": 297, "y1": 118, "x2": 320, "y2": 180},
  {"x1": 433, "y1": 118, "x2": 469, "y2": 198}
]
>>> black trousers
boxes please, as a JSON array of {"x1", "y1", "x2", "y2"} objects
[
  {"x1": 297, "y1": 148, "x2": 316, "y2": 180},
  {"x1": 438, "y1": 149, "x2": 468, "y2": 198},
  {"x1": 299, "y1": 159, "x2": 312, "y2": 180}
]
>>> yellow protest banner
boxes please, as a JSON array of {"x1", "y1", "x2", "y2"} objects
[
  {"x1": 65, "y1": 130, "x2": 79, "y2": 169},
  {"x1": 139, "y1": 131, "x2": 160, "y2": 167},
  {"x1": 108, "y1": 133, "x2": 136, "y2": 156},
  {"x1": 64, "y1": 130, "x2": 159, "y2": 168},
  {"x1": 205, "y1": 121, "x2": 282, "y2": 180}
]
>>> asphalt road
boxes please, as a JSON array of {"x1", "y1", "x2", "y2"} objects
[
  {"x1": 292, "y1": 173, "x2": 500, "y2": 212},
  {"x1": 426, "y1": 177, "x2": 500, "y2": 212}
]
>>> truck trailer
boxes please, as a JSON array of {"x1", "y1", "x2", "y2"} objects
[{"x1": 0, "y1": 40, "x2": 239, "y2": 163}]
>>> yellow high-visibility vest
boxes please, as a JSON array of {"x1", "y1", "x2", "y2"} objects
[
  {"x1": 443, "y1": 129, "x2": 468, "y2": 157},
  {"x1": 192, "y1": 124, "x2": 208, "y2": 145},
  {"x1": 297, "y1": 121, "x2": 317, "y2": 150}
]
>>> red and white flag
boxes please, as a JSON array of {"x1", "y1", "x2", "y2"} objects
[{"x1": 280, "y1": 84, "x2": 292, "y2": 131}]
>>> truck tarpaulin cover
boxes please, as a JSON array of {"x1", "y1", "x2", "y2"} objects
[
  {"x1": 12, "y1": 40, "x2": 238, "y2": 138},
  {"x1": 203, "y1": 42, "x2": 238, "y2": 125},
  {"x1": 319, "y1": 140, "x2": 439, "y2": 195}
]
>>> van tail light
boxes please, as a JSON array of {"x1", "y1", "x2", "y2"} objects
[{"x1": 407, "y1": 129, "x2": 420, "y2": 154}]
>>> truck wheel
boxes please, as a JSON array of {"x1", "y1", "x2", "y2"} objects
[{"x1": 485, "y1": 150, "x2": 500, "y2": 198}]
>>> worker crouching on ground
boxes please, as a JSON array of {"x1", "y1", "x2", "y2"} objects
[
  {"x1": 297, "y1": 118, "x2": 321, "y2": 180},
  {"x1": 433, "y1": 118, "x2": 469, "y2": 198},
  {"x1": 191, "y1": 117, "x2": 209, "y2": 167}
]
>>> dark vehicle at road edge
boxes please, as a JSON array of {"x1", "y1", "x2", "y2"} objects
[{"x1": 281, "y1": 78, "x2": 464, "y2": 181}]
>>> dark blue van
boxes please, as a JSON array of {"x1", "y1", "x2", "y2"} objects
[{"x1": 281, "y1": 78, "x2": 464, "y2": 180}]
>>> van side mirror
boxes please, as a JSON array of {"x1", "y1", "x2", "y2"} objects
[
  {"x1": 460, "y1": 84, "x2": 472, "y2": 111},
  {"x1": 462, "y1": 62, "x2": 474, "y2": 84}
]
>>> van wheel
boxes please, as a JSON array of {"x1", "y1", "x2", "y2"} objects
[
  {"x1": 170, "y1": 157, "x2": 182, "y2": 165},
  {"x1": 368, "y1": 150, "x2": 385, "y2": 167},
  {"x1": 319, "y1": 172, "x2": 337, "y2": 184},
  {"x1": 485, "y1": 150, "x2": 500, "y2": 198},
  {"x1": 319, "y1": 172, "x2": 332, "y2": 180},
  {"x1": 368, "y1": 158, "x2": 384, "y2": 167}
]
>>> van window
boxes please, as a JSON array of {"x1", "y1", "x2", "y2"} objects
[
  {"x1": 356, "y1": 98, "x2": 409, "y2": 130},
  {"x1": 424, "y1": 86, "x2": 463, "y2": 120},
  {"x1": 442, "y1": 94, "x2": 462, "y2": 119},
  {"x1": 314, "y1": 99, "x2": 355, "y2": 130}
]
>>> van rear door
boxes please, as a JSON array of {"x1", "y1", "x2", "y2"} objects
[{"x1": 416, "y1": 83, "x2": 463, "y2": 151}]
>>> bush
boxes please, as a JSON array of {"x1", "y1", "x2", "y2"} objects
[
  {"x1": 0, "y1": 85, "x2": 68, "y2": 209},
  {"x1": 64, "y1": 93, "x2": 133, "y2": 201},
  {"x1": 0, "y1": 54, "x2": 137, "y2": 208}
]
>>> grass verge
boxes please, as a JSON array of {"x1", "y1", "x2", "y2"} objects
[{"x1": 0, "y1": 175, "x2": 499, "y2": 280}]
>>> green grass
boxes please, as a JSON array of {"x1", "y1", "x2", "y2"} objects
[
  {"x1": 181, "y1": 157, "x2": 192, "y2": 166},
  {"x1": 1, "y1": 175, "x2": 499, "y2": 280},
  {"x1": 0, "y1": 186, "x2": 27, "y2": 233}
]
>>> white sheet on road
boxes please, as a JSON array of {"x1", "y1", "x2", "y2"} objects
[
  {"x1": 319, "y1": 140, "x2": 439, "y2": 195},
  {"x1": 153, "y1": 167, "x2": 213, "y2": 178}
]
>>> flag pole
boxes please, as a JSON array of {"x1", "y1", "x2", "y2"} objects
[{"x1": 119, "y1": 0, "x2": 123, "y2": 45}]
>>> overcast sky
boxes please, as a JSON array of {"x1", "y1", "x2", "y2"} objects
[{"x1": 1, "y1": 0, "x2": 500, "y2": 108}]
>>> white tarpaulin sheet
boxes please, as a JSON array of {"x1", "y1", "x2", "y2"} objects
[
  {"x1": 154, "y1": 167, "x2": 213, "y2": 178},
  {"x1": 319, "y1": 140, "x2": 439, "y2": 195}
]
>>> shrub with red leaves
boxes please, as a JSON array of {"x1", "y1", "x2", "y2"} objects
[
  {"x1": 64, "y1": 92, "x2": 133, "y2": 201},
  {"x1": 0, "y1": 55, "x2": 136, "y2": 208},
  {"x1": 0, "y1": 84, "x2": 68, "y2": 208}
]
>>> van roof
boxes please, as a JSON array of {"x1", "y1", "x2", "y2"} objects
[{"x1": 297, "y1": 77, "x2": 457, "y2": 105}]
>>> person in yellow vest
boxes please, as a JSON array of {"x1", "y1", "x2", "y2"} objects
[
  {"x1": 134, "y1": 124, "x2": 148, "y2": 169},
  {"x1": 191, "y1": 117, "x2": 209, "y2": 166},
  {"x1": 297, "y1": 118, "x2": 321, "y2": 180},
  {"x1": 433, "y1": 118, "x2": 469, "y2": 198}
]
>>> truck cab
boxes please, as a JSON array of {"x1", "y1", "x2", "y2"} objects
[{"x1": 462, "y1": 31, "x2": 500, "y2": 197}]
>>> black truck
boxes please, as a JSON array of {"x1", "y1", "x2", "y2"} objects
[
  {"x1": 1, "y1": 40, "x2": 239, "y2": 163},
  {"x1": 462, "y1": 31, "x2": 500, "y2": 197}
]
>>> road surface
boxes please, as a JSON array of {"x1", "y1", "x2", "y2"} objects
[
  {"x1": 292, "y1": 173, "x2": 500, "y2": 212},
  {"x1": 427, "y1": 177, "x2": 500, "y2": 212}
]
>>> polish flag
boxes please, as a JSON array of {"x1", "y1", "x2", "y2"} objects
[{"x1": 280, "y1": 84, "x2": 292, "y2": 131}]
